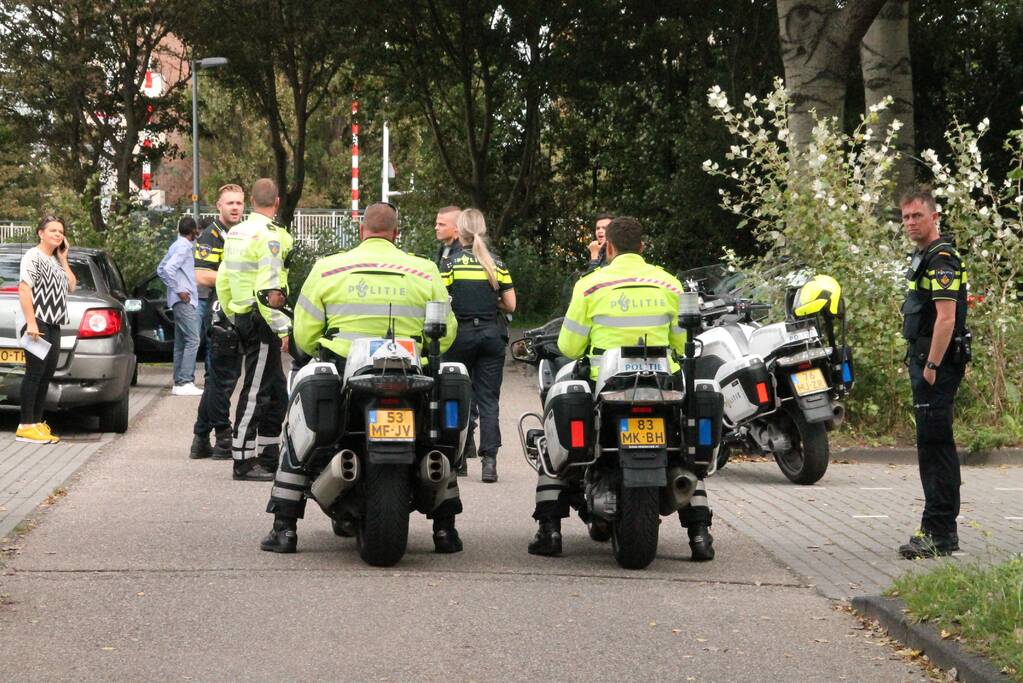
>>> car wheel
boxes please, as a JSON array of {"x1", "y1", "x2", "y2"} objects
[{"x1": 98, "y1": 391, "x2": 130, "y2": 433}]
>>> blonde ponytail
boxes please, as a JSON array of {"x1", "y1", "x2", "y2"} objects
[{"x1": 457, "y1": 208, "x2": 498, "y2": 290}]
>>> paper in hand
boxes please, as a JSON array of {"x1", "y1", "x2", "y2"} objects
[{"x1": 19, "y1": 332, "x2": 51, "y2": 360}]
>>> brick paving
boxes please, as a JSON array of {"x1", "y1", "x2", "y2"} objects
[
  {"x1": 0, "y1": 367, "x2": 168, "y2": 540},
  {"x1": 711, "y1": 458, "x2": 1023, "y2": 599}
]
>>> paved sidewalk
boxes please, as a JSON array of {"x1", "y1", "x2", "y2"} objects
[
  {"x1": 0, "y1": 367, "x2": 169, "y2": 540},
  {"x1": 712, "y1": 459, "x2": 1023, "y2": 599}
]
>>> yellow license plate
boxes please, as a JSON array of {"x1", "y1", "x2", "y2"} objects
[
  {"x1": 791, "y1": 368, "x2": 829, "y2": 396},
  {"x1": 367, "y1": 409, "x2": 415, "y2": 441},
  {"x1": 619, "y1": 417, "x2": 666, "y2": 448},
  {"x1": 0, "y1": 348, "x2": 25, "y2": 365}
]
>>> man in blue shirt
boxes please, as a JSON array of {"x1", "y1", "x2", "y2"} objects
[{"x1": 157, "y1": 217, "x2": 202, "y2": 395}]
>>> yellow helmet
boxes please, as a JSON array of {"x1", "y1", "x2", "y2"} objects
[{"x1": 792, "y1": 275, "x2": 844, "y2": 319}]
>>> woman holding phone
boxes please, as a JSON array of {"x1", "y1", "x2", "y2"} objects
[{"x1": 16, "y1": 215, "x2": 77, "y2": 444}]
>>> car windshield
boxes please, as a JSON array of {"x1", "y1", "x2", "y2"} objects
[{"x1": 0, "y1": 252, "x2": 96, "y2": 293}]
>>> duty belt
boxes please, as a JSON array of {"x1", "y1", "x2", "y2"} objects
[{"x1": 458, "y1": 316, "x2": 497, "y2": 327}]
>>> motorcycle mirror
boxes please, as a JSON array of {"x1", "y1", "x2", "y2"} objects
[{"x1": 510, "y1": 338, "x2": 537, "y2": 363}]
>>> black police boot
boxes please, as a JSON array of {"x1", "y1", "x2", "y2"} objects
[
  {"x1": 528, "y1": 518, "x2": 562, "y2": 557},
  {"x1": 258, "y1": 442, "x2": 281, "y2": 472},
  {"x1": 688, "y1": 524, "x2": 715, "y2": 562},
  {"x1": 189, "y1": 434, "x2": 212, "y2": 460},
  {"x1": 899, "y1": 531, "x2": 958, "y2": 559},
  {"x1": 481, "y1": 454, "x2": 498, "y2": 483},
  {"x1": 260, "y1": 517, "x2": 298, "y2": 553},
  {"x1": 464, "y1": 437, "x2": 478, "y2": 459},
  {"x1": 432, "y1": 517, "x2": 463, "y2": 554},
  {"x1": 233, "y1": 459, "x2": 275, "y2": 482},
  {"x1": 211, "y1": 429, "x2": 233, "y2": 460}
]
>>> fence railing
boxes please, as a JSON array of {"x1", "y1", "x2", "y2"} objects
[{"x1": 1, "y1": 210, "x2": 361, "y2": 250}]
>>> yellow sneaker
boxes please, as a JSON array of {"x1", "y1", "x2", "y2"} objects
[
  {"x1": 15, "y1": 424, "x2": 55, "y2": 444},
  {"x1": 39, "y1": 421, "x2": 60, "y2": 443}
]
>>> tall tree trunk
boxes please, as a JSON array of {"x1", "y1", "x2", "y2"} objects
[
  {"x1": 777, "y1": 0, "x2": 888, "y2": 149},
  {"x1": 861, "y1": 0, "x2": 916, "y2": 198}
]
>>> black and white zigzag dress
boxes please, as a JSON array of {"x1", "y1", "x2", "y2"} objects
[{"x1": 19, "y1": 248, "x2": 69, "y2": 326}]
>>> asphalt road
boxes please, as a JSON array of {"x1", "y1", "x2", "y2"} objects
[{"x1": 0, "y1": 363, "x2": 929, "y2": 681}]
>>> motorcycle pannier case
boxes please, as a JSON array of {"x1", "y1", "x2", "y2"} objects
[
  {"x1": 684, "y1": 386, "x2": 724, "y2": 472},
  {"x1": 542, "y1": 381, "x2": 594, "y2": 473},
  {"x1": 435, "y1": 362, "x2": 472, "y2": 450},
  {"x1": 285, "y1": 362, "x2": 343, "y2": 464},
  {"x1": 716, "y1": 356, "x2": 774, "y2": 423}
]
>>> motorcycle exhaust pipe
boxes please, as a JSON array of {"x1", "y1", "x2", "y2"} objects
[
  {"x1": 415, "y1": 451, "x2": 451, "y2": 514},
  {"x1": 311, "y1": 449, "x2": 359, "y2": 513},
  {"x1": 826, "y1": 402, "x2": 846, "y2": 432},
  {"x1": 419, "y1": 450, "x2": 450, "y2": 484},
  {"x1": 659, "y1": 466, "x2": 699, "y2": 516}
]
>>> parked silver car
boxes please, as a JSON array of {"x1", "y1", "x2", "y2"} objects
[{"x1": 0, "y1": 244, "x2": 145, "y2": 432}]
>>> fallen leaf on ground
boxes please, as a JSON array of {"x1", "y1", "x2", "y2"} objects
[{"x1": 814, "y1": 638, "x2": 830, "y2": 644}]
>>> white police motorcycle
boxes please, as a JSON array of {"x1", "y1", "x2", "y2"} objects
[
  {"x1": 512, "y1": 294, "x2": 725, "y2": 570},
  {"x1": 281, "y1": 303, "x2": 471, "y2": 566}
]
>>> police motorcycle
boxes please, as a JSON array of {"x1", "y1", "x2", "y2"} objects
[
  {"x1": 681, "y1": 269, "x2": 854, "y2": 485},
  {"x1": 281, "y1": 303, "x2": 471, "y2": 567},
  {"x1": 511, "y1": 293, "x2": 725, "y2": 570}
]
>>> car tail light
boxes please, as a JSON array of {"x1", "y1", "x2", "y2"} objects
[
  {"x1": 78, "y1": 308, "x2": 122, "y2": 338},
  {"x1": 570, "y1": 420, "x2": 586, "y2": 448},
  {"x1": 756, "y1": 382, "x2": 770, "y2": 404}
]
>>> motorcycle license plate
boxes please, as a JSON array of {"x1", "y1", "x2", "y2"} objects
[
  {"x1": 619, "y1": 417, "x2": 666, "y2": 448},
  {"x1": 0, "y1": 348, "x2": 25, "y2": 365},
  {"x1": 791, "y1": 368, "x2": 828, "y2": 396},
  {"x1": 367, "y1": 409, "x2": 415, "y2": 441}
]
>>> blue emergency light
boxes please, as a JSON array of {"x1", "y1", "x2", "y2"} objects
[
  {"x1": 698, "y1": 418, "x2": 713, "y2": 446},
  {"x1": 444, "y1": 400, "x2": 460, "y2": 430}
]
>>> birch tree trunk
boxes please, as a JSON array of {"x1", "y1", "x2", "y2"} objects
[
  {"x1": 861, "y1": 0, "x2": 916, "y2": 198},
  {"x1": 777, "y1": 0, "x2": 888, "y2": 149}
]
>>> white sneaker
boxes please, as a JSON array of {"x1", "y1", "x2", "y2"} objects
[{"x1": 171, "y1": 383, "x2": 204, "y2": 396}]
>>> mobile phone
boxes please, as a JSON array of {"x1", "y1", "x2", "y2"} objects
[{"x1": 59, "y1": 238, "x2": 68, "y2": 253}]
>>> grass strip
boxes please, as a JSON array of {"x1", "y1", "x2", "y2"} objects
[{"x1": 888, "y1": 555, "x2": 1023, "y2": 681}]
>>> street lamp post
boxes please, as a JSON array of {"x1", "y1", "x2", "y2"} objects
[{"x1": 191, "y1": 56, "x2": 229, "y2": 220}]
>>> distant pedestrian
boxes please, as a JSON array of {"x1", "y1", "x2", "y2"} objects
[
  {"x1": 15, "y1": 215, "x2": 77, "y2": 444},
  {"x1": 157, "y1": 216, "x2": 202, "y2": 396},
  {"x1": 585, "y1": 213, "x2": 613, "y2": 273},
  {"x1": 434, "y1": 205, "x2": 463, "y2": 267},
  {"x1": 898, "y1": 187, "x2": 971, "y2": 559},
  {"x1": 190, "y1": 184, "x2": 246, "y2": 460},
  {"x1": 440, "y1": 208, "x2": 515, "y2": 482}
]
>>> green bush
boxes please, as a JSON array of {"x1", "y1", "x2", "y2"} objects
[{"x1": 703, "y1": 82, "x2": 1023, "y2": 444}]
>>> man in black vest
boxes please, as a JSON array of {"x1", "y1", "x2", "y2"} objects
[{"x1": 898, "y1": 187, "x2": 970, "y2": 559}]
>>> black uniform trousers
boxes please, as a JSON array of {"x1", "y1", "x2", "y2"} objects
[
  {"x1": 442, "y1": 320, "x2": 506, "y2": 458},
  {"x1": 193, "y1": 339, "x2": 241, "y2": 438},
  {"x1": 20, "y1": 322, "x2": 60, "y2": 424},
  {"x1": 907, "y1": 356, "x2": 965, "y2": 538},
  {"x1": 232, "y1": 311, "x2": 287, "y2": 463}
]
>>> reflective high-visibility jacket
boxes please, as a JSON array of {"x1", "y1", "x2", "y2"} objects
[
  {"x1": 294, "y1": 237, "x2": 457, "y2": 359},
  {"x1": 558, "y1": 253, "x2": 686, "y2": 375},
  {"x1": 216, "y1": 212, "x2": 294, "y2": 337}
]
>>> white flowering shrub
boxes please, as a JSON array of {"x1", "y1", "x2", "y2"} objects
[
  {"x1": 924, "y1": 115, "x2": 1023, "y2": 436},
  {"x1": 704, "y1": 82, "x2": 1023, "y2": 445}
]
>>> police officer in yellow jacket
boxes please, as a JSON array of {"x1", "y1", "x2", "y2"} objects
[
  {"x1": 216, "y1": 178, "x2": 294, "y2": 482},
  {"x1": 261, "y1": 202, "x2": 464, "y2": 554},
  {"x1": 528, "y1": 216, "x2": 715, "y2": 561}
]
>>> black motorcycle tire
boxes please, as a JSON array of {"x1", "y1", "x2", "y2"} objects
[
  {"x1": 774, "y1": 403, "x2": 830, "y2": 485},
  {"x1": 611, "y1": 486, "x2": 660, "y2": 569},
  {"x1": 357, "y1": 463, "x2": 411, "y2": 566},
  {"x1": 715, "y1": 444, "x2": 732, "y2": 472}
]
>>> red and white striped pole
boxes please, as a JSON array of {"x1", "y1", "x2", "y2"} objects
[{"x1": 351, "y1": 99, "x2": 359, "y2": 220}]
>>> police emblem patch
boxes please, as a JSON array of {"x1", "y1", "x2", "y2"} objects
[
  {"x1": 268, "y1": 241, "x2": 281, "y2": 256},
  {"x1": 935, "y1": 269, "x2": 955, "y2": 289},
  {"x1": 197, "y1": 245, "x2": 211, "y2": 258}
]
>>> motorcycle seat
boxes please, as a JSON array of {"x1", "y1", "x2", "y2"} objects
[{"x1": 694, "y1": 354, "x2": 726, "y2": 381}]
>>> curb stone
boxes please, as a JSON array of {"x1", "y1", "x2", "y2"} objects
[
  {"x1": 851, "y1": 594, "x2": 1012, "y2": 683},
  {"x1": 833, "y1": 447, "x2": 1021, "y2": 466}
]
